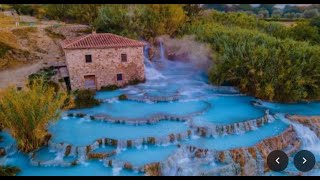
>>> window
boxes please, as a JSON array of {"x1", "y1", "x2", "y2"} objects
[
  {"x1": 85, "y1": 55, "x2": 92, "y2": 63},
  {"x1": 117, "y1": 73, "x2": 123, "y2": 81},
  {"x1": 121, "y1": 54, "x2": 127, "y2": 62}
]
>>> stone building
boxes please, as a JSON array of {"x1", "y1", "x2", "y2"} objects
[{"x1": 61, "y1": 33, "x2": 145, "y2": 90}]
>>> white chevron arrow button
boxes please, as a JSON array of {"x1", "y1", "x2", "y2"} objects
[
  {"x1": 303, "y1": 157, "x2": 307, "y2": 164},
  {"x1": 275, "y1": 157, "x2": 280, "y2": 164}
]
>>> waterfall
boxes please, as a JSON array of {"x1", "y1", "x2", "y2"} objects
[
  {"x1": 160, "y1": 41, "x2": 166, "y2": 60},
  {"x1": 277, "y1": 114, "x2": 320, "y2": 155},
  {"x1": 143, "y1": 42, "x2": 166, "y2": 81}
]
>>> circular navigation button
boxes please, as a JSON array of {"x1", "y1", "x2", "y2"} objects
[
  {"x1": 294, "y1": 150, "x2": 315, "y2": 172},
  {"x1": 267, "y1": 150, "x2": 289, "y2": 172}
]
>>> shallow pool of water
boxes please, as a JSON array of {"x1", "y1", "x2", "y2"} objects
[
  {"x1": 49, "y1": 117, "x2": 189, "y2": 146},
  {"x1": 5, "y1": 152, "x2": 142, "y2": 176},
  {"x1": 255, "y1": 100, "x2": 320, "y2": 116},
  {"x1": 70, "y1": 100, "x2": 209, "y2": 119},
  {"x1": 193, "y1": 96, "x2": 265, "y2": 125},
  {"x1": 111, "y1": 145, "x2": 178, "y2": 167}
]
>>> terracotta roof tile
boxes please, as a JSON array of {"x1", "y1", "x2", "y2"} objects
[{"x1": 61, "y1": 33, "x2": 145, "y2": 49}]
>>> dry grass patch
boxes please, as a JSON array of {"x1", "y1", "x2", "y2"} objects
[
  {"x1": 0, "y1": 14, "x2": 16, "y2": 28},
  {"x1": 12, "y1": 27, "x2": 37, "y2": 39},
  {"x1": 0, "y1": 30, "x2": 20, "y2": 50}
]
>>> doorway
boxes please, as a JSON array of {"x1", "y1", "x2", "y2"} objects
[{"x1": 84, "y1": 75, "x2": 96, "y2": 90}]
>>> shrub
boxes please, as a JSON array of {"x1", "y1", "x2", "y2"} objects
[
  {"x1": 0, "y1": 147, "x2": 5, "y2": 156},
  {"x1": 0, "y1": 166, "x2": 21, "y2": 176},
  {"x1": 183, "y1": 18, "x2": 320, "y2": 102},
  {"x1": 75, "y1": 113, "x2": 86, "y2": 118},
  {"x1": 74, "y1": 89, "x2": 101, "y2": 109},
  {"x1": 0, "y1": 77, "x2": 71, "y2": 153},
  {"x1": 118, "y1": 94, "x2": 128, "y2": 101},
  {"x1": 100, "y1": 85, "x2": 119, "y2": 91},
  {"x1": 44, "y1": 28, "x2": 65, "y2": 40},
  {"x1": 128, "y1": 78, "x2": 145, "y2": 86},
  {"x1": 0, "y1": 42, "x2": 11, "y2": 59}
]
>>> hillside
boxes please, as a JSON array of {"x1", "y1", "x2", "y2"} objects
[{"x1": 0, "y1": 14, "x2": 90, "y2": 88}]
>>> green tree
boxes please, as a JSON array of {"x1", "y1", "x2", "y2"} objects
[
  {"x1": 283, "y1": 5, "x2": 303, "y2": 14},
  {"x1": 289, "y1": 21, "x2": 320, "y2": 44},
  {"x1": 271, "y1": 9, "x2": 282, "y2": 20},
  {"x1": 0, "y1": 166, "x2": 21, "y2": 176},
  {"x1": 203, "y1": 4, "x2": 225, "y2": 11},
  {"x1": 95, "y1": 4, "x2": 186, "y2": 42},
  {"x1": 183, "y1": 4, "x2": 203, "y2": 21},
  {"x1": 0, "y1": 78, "x2": 71, "y2": 153},
  {"x1": 67, "y1": 4, "x2": 101, "y2": 26},
  {"x1": 303, "y1": 9, "x2": 319, "y2": 19},
  {"x1": 238, "y1": 4, "x2": 252, "y2": 11},
  {"x1": 259, "y1": 4, "x2": 276, "y2": 16},
  {"x1": 310, "y1": 16, "x2": 320, "y2": 30},
  {"x1": 258, "y1": 9, "x2": 269, "y2": 18},
  {"x1": 283, "y1": 12, "x2": 295, "y2": 19},
  {"x1": 46, "y1": 4, "x2": 71, "y2": 20}
]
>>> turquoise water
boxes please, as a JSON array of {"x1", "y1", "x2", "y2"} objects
[
  {"x1": 5, "y1": 152, "x2": 142, "y2": 176},
  {"x1": 0, "y1": 131, "x2": 15, "y2": 148},
  {"x1": 70, "y1": 100, "x2": 209, "y2": 119},
  {"x1": 255, "y1": 100, "x2": 320, "y2": 115},
  {"x1": 193, "y1": 96, "x2": 265, "y2": 125},
  {"x1": 49, "y1": 117, "x2": 189, "y2": 146},
  {"x1": 111, "y1": 145, "x2": 178, "y2": 167},
  {"x1": 92, "y1": 146, "x2": 116, "y2": 153},
  {"x1": 1, "y1": 55, "x2": 320, "y2": 176}
]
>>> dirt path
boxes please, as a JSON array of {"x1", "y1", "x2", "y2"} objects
[
  {"x1": 0, "y1": 61, "x2": 43, "y2": 88},
  {"x1": 0, "y1": 23, "x2": 64, "y2": 88}
]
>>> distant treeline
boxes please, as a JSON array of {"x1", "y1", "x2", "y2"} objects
[{"x1": 203, "y1": 4, "x2": 320, "y2": 19}]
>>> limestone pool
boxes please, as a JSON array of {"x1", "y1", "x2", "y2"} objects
[{"x1": 0, "y1": 52, "x2": 319, "y2": 176}]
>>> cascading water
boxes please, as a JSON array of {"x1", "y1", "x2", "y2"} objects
[
  {"x1": 277, "y1": 114, "x2": 320, "y2": 155},
  {"x1": 143, "y1": 42, "x2": 166, "y2": 80},
  {"x1": 159, "y1": 41, "x2": 166, "y2": 60}
]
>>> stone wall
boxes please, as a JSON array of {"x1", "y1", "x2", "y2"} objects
[{"x1": 64, "y1": 46, "x2": 145, "y2": 90}]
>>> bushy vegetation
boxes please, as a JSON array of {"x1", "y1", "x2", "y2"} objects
[
  {"x1": 0, "y1": 78, "x2": 71, "y2": 152},
  {"x1": 100, "y1": 85, "x2": 119, "y2": 91},
  {"x1": 118, "y1": 94, "x2": 128, "y2": 101},
  {"x1": 0, "y1": 165, "x2": 21, "y2": 176},
  {"x1": 203, "y1": 4, "x2": 320, "y2": 20},
  {"x1": 94, "y1": 4, "x2": 186, "y2": 42},
  {"x1": 44, "y1": 27, "x2": 65, "y2": 39},
  {"x1": 0, "y1": 42, "x2": 11, "y2": 59},
  {"x1": 9, "y1": 4, "x2": 47, "y2": 19},
  {"x1": 183, "y1": 13, "x2": 320, "y2": 102},
  {"x1": 73, "y1": 89, "x2": 101, "y2": 109}
]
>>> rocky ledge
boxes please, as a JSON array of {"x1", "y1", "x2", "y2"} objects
[
  {"x1": 67, "y1": 101, "x2": 211, "y2": 125},
  {"x1": 191, "y1": 114, "x2": 271, "y2": 136},
  {"x1": 191, "y1": 125, "x2": 300, "y2": 175},
  {"x1": 153, "y1": 125, "x2": 300, "y2": 176},
  {"x1": 47, "y1": 129, "x2": 192, "y2": 162}
]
